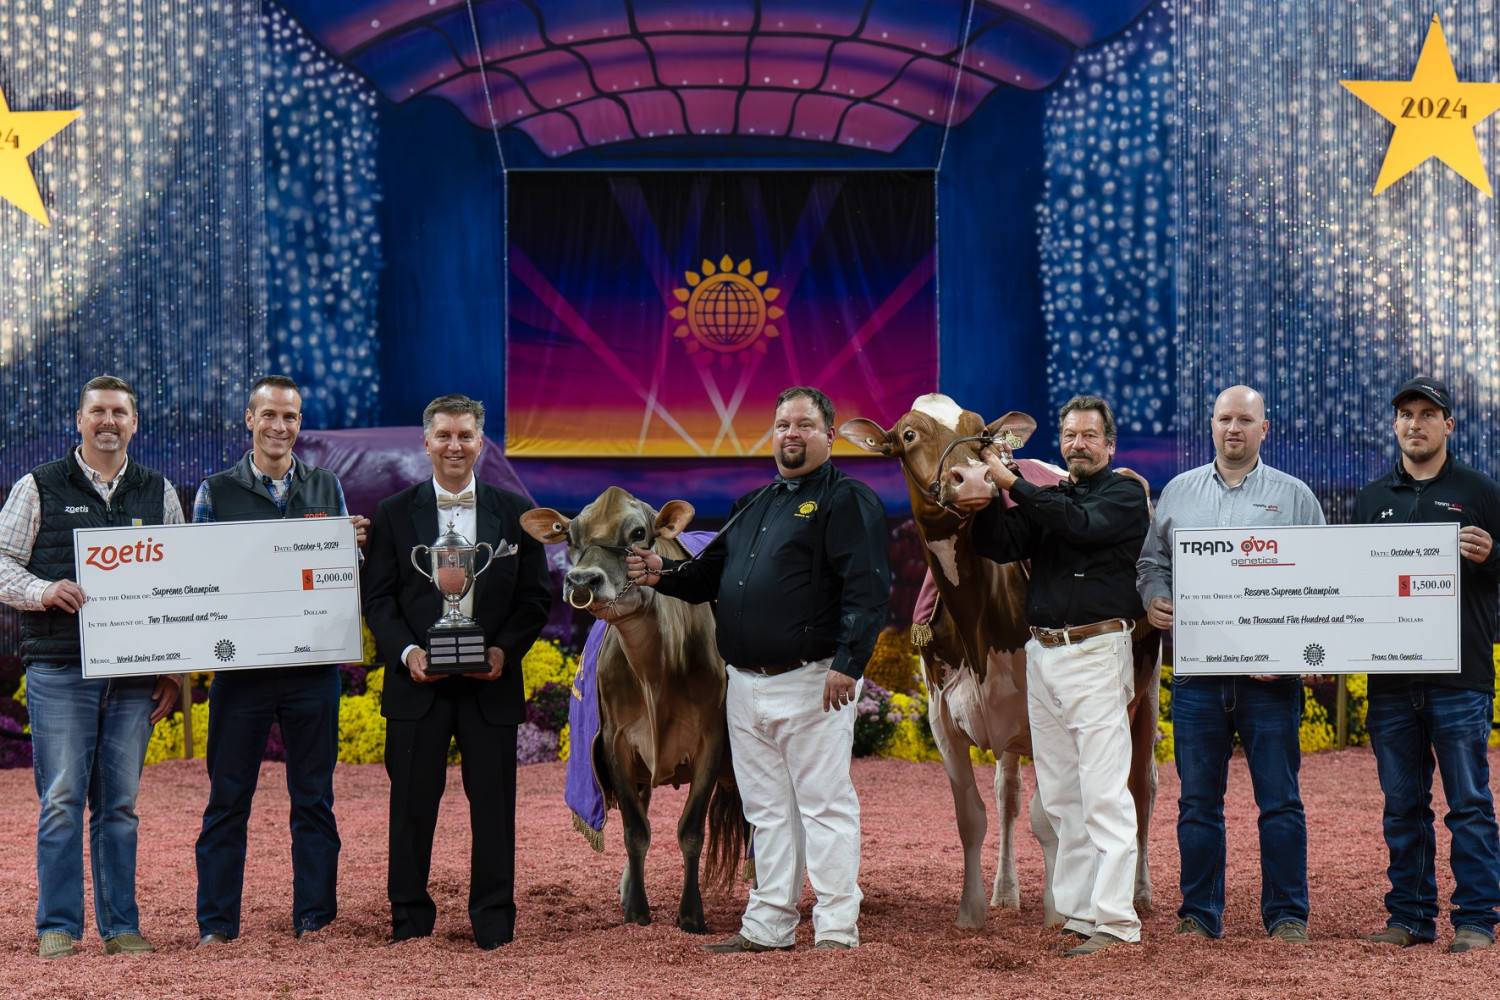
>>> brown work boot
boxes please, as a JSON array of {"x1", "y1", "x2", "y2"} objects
[
  {"x1": 103, "y1": 933, "x2": 155, "y2": 955},
  {"x1": 702, "y1": 932, "x2": 791, "y2": 954},
  {"x1": 38, "y1": 932, "x2": 75, "y2": 960},
  {"x1": 1064, "y1": 930, "x2": 1135, "y2": 957},
  {"x1": 1449, "y1": 929, "x2": 1494, "y2": 953},
  {"x1": 1175, "y1": 917, "x2": 1214, "y2": 938},
  {"x1": 1363, "y1": 926, "x2": 1426, "y2": 947},
  {"x1": 1269, "y1": 922, "x2": 1310, "y2": 943}
]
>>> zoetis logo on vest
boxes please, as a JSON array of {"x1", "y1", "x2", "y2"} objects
[{"x1": 85, "y1": 538, "x2": 164, "y2": 571}]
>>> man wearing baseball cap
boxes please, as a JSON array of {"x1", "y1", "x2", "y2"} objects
[{"x1": 1353, "y1": 376, "x2": 1500, "y2": 953}]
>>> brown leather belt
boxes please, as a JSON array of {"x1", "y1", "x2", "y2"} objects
[
  {"x1": 734, "y1": 662, "x2": 805, "y2": 676},
  {"x1": 1029, "y1": 618, "x2": 1134, "y2": 649}
]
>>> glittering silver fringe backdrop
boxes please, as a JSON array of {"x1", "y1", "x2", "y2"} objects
[
  {"x1": 1173, "y1": 1, "x2": 1500, "y2": 513},
  {"x1": 0, "y1": 0, "x2": 268, "y2": 482}
]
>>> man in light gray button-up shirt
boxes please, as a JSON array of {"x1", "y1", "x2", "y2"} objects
[{"x1": 1136, "y1": 385, "x2": 1325, "y2": 944}]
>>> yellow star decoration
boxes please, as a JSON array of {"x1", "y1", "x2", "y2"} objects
[
  {"x1": 1342, "y1": 15, "x2": 1500, "y2": 197},
  {"x1": 0, "y1": 84, "x2": 81, "y2": 226}
]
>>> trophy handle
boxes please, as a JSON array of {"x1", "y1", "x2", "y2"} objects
[
  {"x1": 470, "y1": 542, "x2": 495, "y2": 583},
  {"x1": 410, "y1": 544, "x2": 435, "y2": 583}
]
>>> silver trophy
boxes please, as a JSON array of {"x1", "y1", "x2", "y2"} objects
[{"x1": 411, "y1": 521, "x2": 516, "y2": 674}]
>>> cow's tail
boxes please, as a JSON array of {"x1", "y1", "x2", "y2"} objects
[{"x1": 702, "y1": 778, "x2": 746, "y2": 895}]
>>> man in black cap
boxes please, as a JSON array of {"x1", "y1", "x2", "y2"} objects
[{"x1": 1353, "y1": 376, "x2": 1500, "y2": 954}]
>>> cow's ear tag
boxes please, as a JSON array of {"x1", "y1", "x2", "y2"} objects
[
  {"x1": 551, "y1": 521, "x2": 563, "y2": 534},
  {"x1": 1004, "y1": 431, "x2": 1022, "y2": 449}
]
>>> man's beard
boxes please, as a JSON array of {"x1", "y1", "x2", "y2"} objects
[
  {"x1": 1400, "y1": 438, "x2": 1441, "y2": 465},
  {"x1": 1065, "y1": 452, "x2": 1102, "y2": 477},
  {"x1": 778, "y1": 444, "x2": 807, "y2": 470}
]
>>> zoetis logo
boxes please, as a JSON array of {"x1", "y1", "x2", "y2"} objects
[{"x1": 85, "y1": 538, "x2": 164, "y2": 571}]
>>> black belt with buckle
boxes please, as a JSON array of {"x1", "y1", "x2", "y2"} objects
[{"x1": 735, "y1": 650, "x2": 836, "y2": 676}]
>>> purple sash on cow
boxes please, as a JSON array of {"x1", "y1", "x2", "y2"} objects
[{"x1": 566, "y1": 530, "x2": 717, "y2": 848}]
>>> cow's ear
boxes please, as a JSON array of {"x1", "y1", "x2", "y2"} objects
[
  {"x1": 655, "y1": 500, "x2": 695, "y2": 539},
  {"x1": 520, "y1": 508, "x2": 570, "y2": 544},
  {"x1": 839, "y1": 418, "x2": 895, "y2": 455},
  {"x1": 987, "y1": 412, "x2": 1037, "y2": 451}
]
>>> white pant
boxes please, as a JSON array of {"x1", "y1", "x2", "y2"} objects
[
  {"x1": 727, "y1": 659, "x2": 862, "y2": 948},
  {"x1": 1025, "y1": 632, "x2": 1140, "y2": 941}
]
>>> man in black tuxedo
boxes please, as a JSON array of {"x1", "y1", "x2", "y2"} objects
[{"x1": 361, "y1": 394, "x2": 551, "y2": 949}]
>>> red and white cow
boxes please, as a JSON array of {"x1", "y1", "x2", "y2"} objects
[{"x1": 841, "y1": 393, "x2": 1160, "y2": 928}]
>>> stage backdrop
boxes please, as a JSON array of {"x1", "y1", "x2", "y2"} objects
[{"x1": 505, "y1": 171, "x2": 938, "y2": 458}]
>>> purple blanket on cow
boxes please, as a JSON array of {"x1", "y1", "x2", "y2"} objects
[{"x1": 565, "y1": 530, "x2": 717, "y2": 849}]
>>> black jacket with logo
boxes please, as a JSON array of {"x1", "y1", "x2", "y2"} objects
[
  {"x1": 653, "y1": 461, "x2": 890, "y2": 679},
  {"x1": 1354, "y1": 453, "x2": 1500, "y2": 695}
]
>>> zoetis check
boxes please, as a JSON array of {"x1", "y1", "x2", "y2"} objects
[{"x1": 74, "y1": 518, "x2": 362, "y2": 678}]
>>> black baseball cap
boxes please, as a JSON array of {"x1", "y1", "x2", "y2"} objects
[{"x1": 1391, "y1": 376, "x2": 1452, "y2": 415}]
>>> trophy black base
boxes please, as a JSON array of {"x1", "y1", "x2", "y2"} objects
[{"x1": 426, "y1": 626, "x2": 488, "y2": 675}]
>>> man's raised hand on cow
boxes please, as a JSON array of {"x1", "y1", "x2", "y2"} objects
[
  {"x1": 1145, "y1": 596, "x2": 1173, "y2": 630},
  {"x1": 626, "y1": 545, "x2": 662, "y2": 587},
  {"x1": 978, "y1": 443, "x2": 1020, "y2": 492}
]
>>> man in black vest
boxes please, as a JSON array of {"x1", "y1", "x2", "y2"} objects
[
  {"x1": 0, "y1": 375, "x2": 183, "y2": 960},
  {"x1": 362, "y1": 394, "x2": 551, "y2": 949},
  {"x1": 193, "y1": 375, "x2": 369, "y2": 947}
]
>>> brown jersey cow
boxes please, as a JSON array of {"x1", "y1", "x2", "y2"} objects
[
  {"x1": 841, "y1": 393, "x2": 1160, "y2": 928},
  {"x1": 521, "y1": 487, "x2": 742, "y2": 933}
]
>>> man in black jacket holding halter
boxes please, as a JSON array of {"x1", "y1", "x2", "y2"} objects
[{"x1": 629, "y1": 386, "x2": 890, "y2": 953}]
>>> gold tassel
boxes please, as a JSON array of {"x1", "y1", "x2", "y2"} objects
[
  {"x1": 910, "y1": 592, "x2": 939, "y2": 648},
  {"x1": 572, "y1": 811, "x2": 605, "y2": 853}
]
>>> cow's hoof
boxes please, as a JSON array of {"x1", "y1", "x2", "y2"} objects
[
  {"x1": 623, "y1": 909, "x2": 652, "y2": 927},
  {"x1": 1134, "y1": 891, "x2": 1153, "y2": 912},
  {"x1": 677, "y1": 913, "x2": 708, "y2": 934}
]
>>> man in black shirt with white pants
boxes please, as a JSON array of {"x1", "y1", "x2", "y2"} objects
[
  {"x1": 628, "y1": 386, "x2": 890, "y2": 953},
  {"x1": 973, "y1": 395, "x2": 1149, "y2": 957}
]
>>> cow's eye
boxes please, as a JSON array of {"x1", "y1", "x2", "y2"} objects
[
  {"x1": 629, "y1": 527, "x2": 646, "y2": 542},
  {"x1": 902, "y1": 429, "x2": 916, "y2": 443}
]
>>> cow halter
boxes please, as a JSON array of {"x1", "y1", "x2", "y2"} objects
[
  {"x1": 565, "y1": 481, "x2": 780, "y2": 612},
  {"x1": 921, "y1": 430, "x2": 1022, "y2": 519}
]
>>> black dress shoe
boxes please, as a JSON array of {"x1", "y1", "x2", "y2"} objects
[{"x1": 197, "y1": 933, "x2": 231, "y2": 948}]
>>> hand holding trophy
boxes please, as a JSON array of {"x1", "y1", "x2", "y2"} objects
[{"x1": 411, "y1": 521, "x2": 517, "y2": 674}]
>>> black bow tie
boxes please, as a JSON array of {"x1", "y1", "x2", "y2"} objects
[{"x1": 773, "y1": 477, "x2": 801, "y2": 493}]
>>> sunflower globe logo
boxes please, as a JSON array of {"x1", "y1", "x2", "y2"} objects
[{"x1": 670, "y1": 256, "x2": 784, "y2": 367}]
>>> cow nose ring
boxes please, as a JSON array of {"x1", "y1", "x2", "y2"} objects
[{"x1": 567, "y1": 586, "x2": 594, "y2": 609}]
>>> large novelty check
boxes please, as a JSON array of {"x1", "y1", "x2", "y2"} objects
[
  {"x1": 1171, "y1": 523, "x2": 1460, "y2": 676},
  {"x1": 77, "y1": 518, "x2": 362, "y2": 678}
]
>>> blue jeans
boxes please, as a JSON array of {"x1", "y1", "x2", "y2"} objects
[
  {"x1": 1367, "y1": 682, "x2": 1500, "y2": 941},
  {"x1": 195, "y1": 666, "x2": 341, "y2": 938},
  {"x1": 1171, "y1": 675, "x2": 1306, "y2": 936},
  {"x1": 26, "y1": 662, "x2": 157, "y2": 940}
]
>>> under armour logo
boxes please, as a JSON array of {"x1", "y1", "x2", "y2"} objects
[{"x1": 1379, "y1": 508, "x2": 1394, "y2": 520}]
